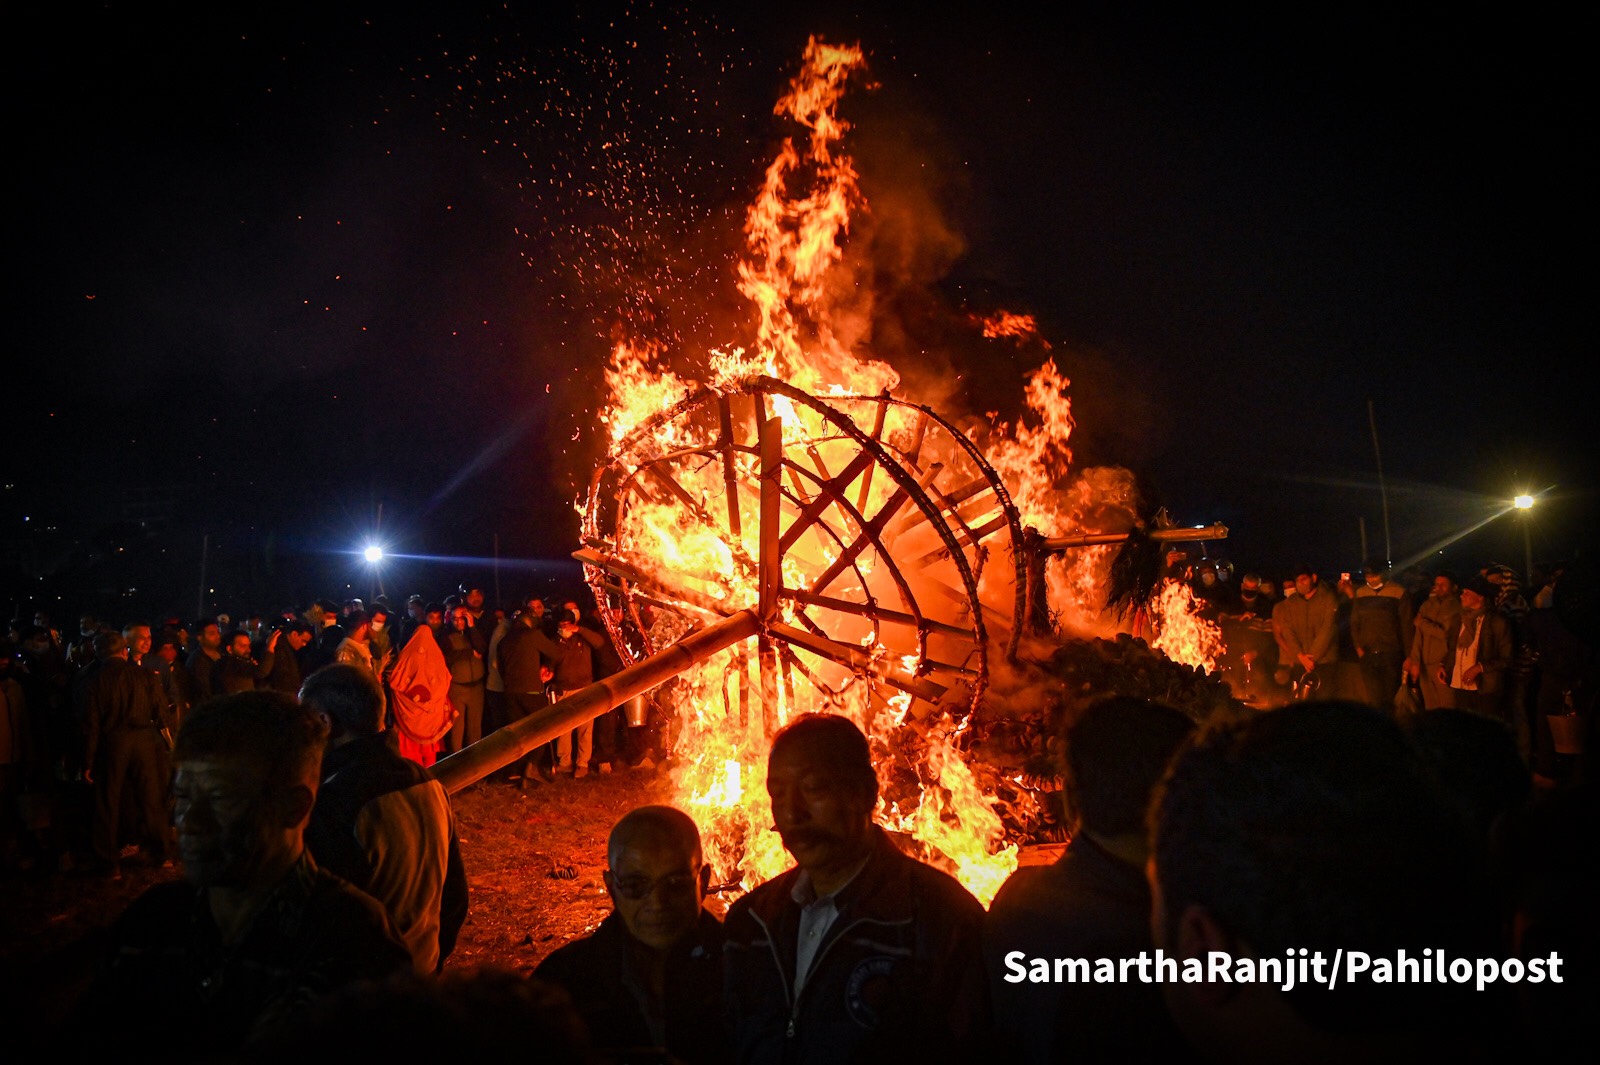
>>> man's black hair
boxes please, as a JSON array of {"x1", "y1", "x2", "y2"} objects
[
  {"x1": 769, "y1": 713, "x2": 877, "y2": 797},
  {"x1": 1151, "y1": 700, "x2": 1491, "y2": 1034},
  {"x1": 299, "y1": 663, "x2": 385, "y2": 738},
  {"x1": 1062, "y1": 695, "x2": 1195, "y2": 837},
  {"x1": 175, "y1": 689, "x2": 328, "y2": 787}
]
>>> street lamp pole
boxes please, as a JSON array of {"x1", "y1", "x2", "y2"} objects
[{"x1": 1513, "y1": 493, "x2": 1535, "y2": 582}]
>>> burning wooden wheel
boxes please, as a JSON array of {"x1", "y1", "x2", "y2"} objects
[{"x1": 580, "y1": 375, "x2": 1025, "y2": 725}]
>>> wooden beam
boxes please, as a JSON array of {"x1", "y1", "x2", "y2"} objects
[
  {"x1": 853, "y1": 390, "x2": 890, "y2": 514},
  {"x1": 572, "y1": 547, "x2": 730, "y2": 620},
  {"x1": 757, "y1": 415, "x2": 782, "y2": 622},
  {"x1": 768, "y1": 622, "x2": 948, "y2": 705},
  {"x1": 1040, "y1": 523, "x2": 1229, "y2": 551},
  {"x1": 779, "y1": 587, "x2": 973, "y2": 641},
  {"x1": 718, "y1": 396, "x2": 742, "y2": 539}
]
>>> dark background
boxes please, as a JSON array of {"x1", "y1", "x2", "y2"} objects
[{"x1": 7, "y1": 1, "x2": 1590, "y2": 626}]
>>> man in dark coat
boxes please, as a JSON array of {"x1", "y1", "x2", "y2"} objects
[
  {"x1": 260, "y1": 621, "x2": 313, "y2": 696},
  {"x1": 722, "y1": 714, "x2": 991, "y2": 1065},
  {"x1": 76, "y1": 630, "x2": 173, "y2": 876},
  {"x1": 537, "y1": 805, "x2": 726, "y2": 1065},
  {"x1": 1440, "y1": 575, "x2": 1516, "y2": 723},
  {"x1": 984, "y1": 696, "x2": 1195, "y2": 1064},
  {"x1": 185, "y1": 617, "x2": 225, "y2": 704}
]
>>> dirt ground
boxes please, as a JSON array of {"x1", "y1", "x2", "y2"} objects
[{"x1": 0, "y1": 759, "x2": 686, "y2": 1023}]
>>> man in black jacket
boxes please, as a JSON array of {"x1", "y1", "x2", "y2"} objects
[
  {"x1": 260, "y1": 621, "x2": 313, "y2": 696},
  {"x1": 537, "y1": 805, "x2": 726, "y2": 1064},
  {"x1": 59, "y1": 690, "x2": 412, "y2": 1056},
  {"x1": 722, "y1": 714, "x2": 991, "y2": 1065},
  {"x1": 77, "y1": 630, "x2": 173, "y2": 876}
]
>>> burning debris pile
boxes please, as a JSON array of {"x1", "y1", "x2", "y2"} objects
[
  {"x1": 543, "y1": 37, "x2": 1236, "y2": 906},
  {"x1": 962, "y1": 632, "x2": 1247, "y2": 846}
]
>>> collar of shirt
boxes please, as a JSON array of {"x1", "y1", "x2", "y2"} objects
[{"x1": 789, "y1": 852, "x2": 872, "y2": 995}]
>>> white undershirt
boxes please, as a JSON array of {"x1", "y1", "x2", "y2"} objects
[
  {"x1": 789, "y1": 856, "x2": 870, "y2": 996},
  {"x1": 1450, "y1": 613, "x2": 1484, "y2": 690}
]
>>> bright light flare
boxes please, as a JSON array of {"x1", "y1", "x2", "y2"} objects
[
  {"x1": 1512, "y1": 494, "x2": 1535, "y2": 510},
  {"x1": 363, "y1": 545, "x2": 385, "y2": 563}
]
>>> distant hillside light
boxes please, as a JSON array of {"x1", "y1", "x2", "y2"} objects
[
  {"x1": 364, "y1": 545, "x2": 384, "y2": 563},
  {"x1": 1512, "y1": 494, "x2": 1535, "y2": 510}
]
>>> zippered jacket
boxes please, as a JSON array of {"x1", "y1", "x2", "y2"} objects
[{"x1": 722, "y1": 826, "x2": 991, "y2": 1065}]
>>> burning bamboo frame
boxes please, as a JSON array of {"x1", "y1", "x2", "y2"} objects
[{"x1": 434, "y1": 376, "x2": 1227, "y2": 859}]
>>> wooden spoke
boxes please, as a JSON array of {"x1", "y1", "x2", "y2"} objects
[{"x1": 582, "y1": 376, "x2": 1015, "y2": 721}]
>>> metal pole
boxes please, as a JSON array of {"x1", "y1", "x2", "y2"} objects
[
  {"x1": 431, "y1": 609, "x2": 762, "y2": 793},
  {"x1": 373, "y1": 502, "x2": 383, "y2": 601},
  {"x1": 1523, "y1": 517, "x2": 1533, "y2": 585},
  {"x1": 1367, "y1": 399, "x2": 1392, "y2": 567},
  {"x1": 197, "y1": 532, "x2": 209, "y2": 621}
]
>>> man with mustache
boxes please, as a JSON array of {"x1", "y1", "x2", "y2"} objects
[{"x1": 721, "y1": 713, "x2": 991, "y2": 1064}]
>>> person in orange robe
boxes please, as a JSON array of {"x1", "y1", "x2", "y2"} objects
[{"x1": 388, "y1": 624, "x2": 456, "y2": 767}]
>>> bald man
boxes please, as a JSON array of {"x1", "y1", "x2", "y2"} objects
[{"x1": 535, "y1": 805, "x2": 727, "y2": 1065}]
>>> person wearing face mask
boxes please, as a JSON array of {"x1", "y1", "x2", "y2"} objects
[
  {"x1": 1189, "y1": 561, "x2": 1237, "y2": 621},
  {"x1": 439, "y1": 606, "x2": 486, "y2": 754},
  {"x1": 367, "y1": 606, "x2": 394, "y2": 683},
  {"x1": 1349, "y1": 558, "x2": 1415, "y2": 713},
  {"x1": 1406, "y1": 571, "x2": 1463, "y2": 710},
  {"x1": 333, "y1": 612, "x2": 387, "y2": 684}
]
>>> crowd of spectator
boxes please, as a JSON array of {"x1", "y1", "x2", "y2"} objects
[
  {"x1": 0, "y1": 555, "x2": 1591, "y2": 1062},
  {"x1": 0, "y1": 582, "x2": 655, "y2": 878},
  {"x1": 1163, "y1": 549, "x2": 1593, "y2": 788}
]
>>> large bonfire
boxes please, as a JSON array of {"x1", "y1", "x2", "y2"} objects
[{"x1": 580, "y1": 39, "x2": 1228, "y2": 906}]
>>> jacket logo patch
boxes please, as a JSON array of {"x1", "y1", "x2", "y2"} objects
[{"x1": 845, "y1": 954, "x2": 898, "y2": 1029}]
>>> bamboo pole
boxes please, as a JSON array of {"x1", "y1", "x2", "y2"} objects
[
  {"x1": 853, "y1": 391, "x2": 890, "y2": 514},
  {"x1": 432, "y1": 610, "x2": 762, "y2": 794},
  {"x1": 1039, "y1": 523, "x2": 1229, "y2": 551},
  {"x1": 768, "y1": 622, "x2": 948, "y2": 705},
  {"x1": 905, "y1": 512, "x2": 1009, "y2": 570},
  {"x1": 887, "y1": 475, "x2": 991, "y2": 538},
  {"x1": 758, "y1": 415, "x2": 782, "y2": 622},
  {"x1": 572, "y1": 547, "x2": 729, "y2": 619},
  {"x1": 758, "y1": 415, "x2": 782, "y2": 736}
]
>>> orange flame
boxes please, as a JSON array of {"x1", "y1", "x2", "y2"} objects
[
  {"x1": 1148, "y1": 578, "x2": 1224, "y2": 673},
  {"x1": 978, "y1": 310, "x2": 1052, "y2": 348},
  {"x1": 591, "y1": 38, "x2": 1213, "y2": 906},
  {"x1": 591, "y1": 38, "x2": 1025, "y2": 904}
]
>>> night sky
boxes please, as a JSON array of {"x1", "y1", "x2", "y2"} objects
[{"x1": 10, "y1": 2, "x2": 1591, "y2": 623}]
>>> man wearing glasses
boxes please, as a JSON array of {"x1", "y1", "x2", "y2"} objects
[{"x1": 535, "y1": 804, "x2": 727, "y2": 1065}]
